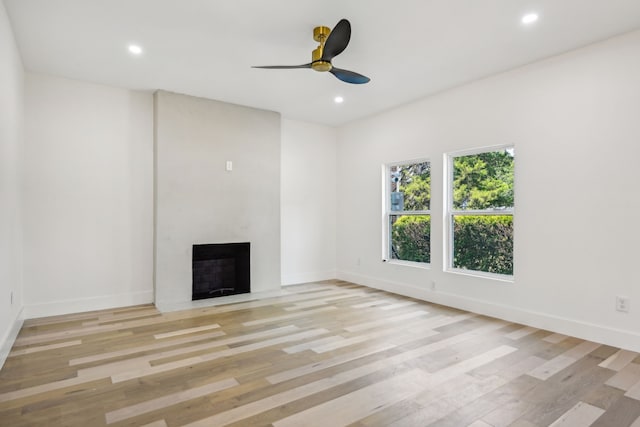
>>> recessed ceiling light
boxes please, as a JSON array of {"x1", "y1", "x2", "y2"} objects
[
  {"x1": 128, "y1": 44, "x2": 143, "y2": 55},
  {"x1": 334, "y1": 96, "x2": 344, "y2": 104},
  {"x1": 521, "y1": 13, "x2": 539, "y2": 25}
]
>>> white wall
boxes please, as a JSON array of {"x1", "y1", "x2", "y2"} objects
[
  {"x1": 0, "y1": 0, "x2": 24, "y2": 367},
  {"x1": 23, "y1": 73, "x2": 154, "y2": 317},
  {"x1": 281, "y1": 119, "x2": 337, "y2": 285},
  {"x1": 337, "y1": 30, "x2": 640, "y2": 351},
  {"x1": 154, "y1": 91, "x2": 281, "y2": 309}
]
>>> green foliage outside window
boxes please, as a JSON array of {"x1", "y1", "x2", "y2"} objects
[
  {"x1": 391, "y1": 162, "x2": 431, "y2": 211},
  {"x1": 453, "y1": 215, "x2": 513, "y2": 275},
  {"x1": 453, "y1": 150, "x2": 514, "y2": 210},
  {"x1": 391, "y1": 215, "x2": 430, "y2": 263}
]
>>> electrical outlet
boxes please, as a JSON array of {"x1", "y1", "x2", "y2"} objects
[
  {"x1": 616, "y1": 296, "x2": 630, "y2": 313},
  {"x1": 10, "y1": 291, "x2": 13, "y2": 305},
  {"x1": 430, "y1": 280, "x2": 436, "y2": 291}
]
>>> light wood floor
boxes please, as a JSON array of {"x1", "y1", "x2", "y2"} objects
[{"x1": 2, "y1": 281, "x2": 640, "y2": 427}]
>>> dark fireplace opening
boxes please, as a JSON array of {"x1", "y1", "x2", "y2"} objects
[{"x1": 192, "y1": 242, "x2": 250, "y2": 300}]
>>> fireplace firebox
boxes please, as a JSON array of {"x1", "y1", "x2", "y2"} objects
[{"x1": 192, "y1": 242, "x2": 250, "y2": 300}]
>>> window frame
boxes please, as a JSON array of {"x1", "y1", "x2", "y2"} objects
[
  {"x1": 444, "y1": 145, "x2": 515, "y2": 280},
  {"x1": 382, "y1": 158, "x2": 432, "y2": 268}
]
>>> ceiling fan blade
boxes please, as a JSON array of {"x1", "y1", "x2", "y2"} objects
[
  {"x1": 252, "y1": 63, "x2": 312, "y2": 69},
  {"x1": 321, "y1": 19, "x2": 351, "y2": 61},
  {"x1": 330, "y1": 67, "x2": 370, "y2": 84}
]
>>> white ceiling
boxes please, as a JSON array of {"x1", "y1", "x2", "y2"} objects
[{"x1": 5, "y1": 0, "x2": 640, "y2": 126}]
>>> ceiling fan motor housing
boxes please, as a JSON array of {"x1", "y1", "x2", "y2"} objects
[
  {"x1": 311, "y1": 26, "x2": 332, "y2": 72},
  {"x1": 311, "y1": 51, "x2": 332, "y2": 72}
]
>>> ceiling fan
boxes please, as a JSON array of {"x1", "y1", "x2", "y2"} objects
[{"x1": 252, "y1": 19, "x2": 370, "y2": 84}]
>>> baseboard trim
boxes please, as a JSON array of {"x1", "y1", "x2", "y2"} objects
[
  {"x1": 24, "y1": 291, "x2": 154, "y2": 319},
  {"x1": 337, "y1": 270, "x2": 640, "y2": 353},
  {"x1": 282, "y1": 270, "x2": 337, "y2": 286},
  {"x1": 0, "y1": 306, "x2": 24, "y2": 370}
]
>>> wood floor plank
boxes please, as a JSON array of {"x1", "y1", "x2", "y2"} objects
[
  {"x1": 424, "y1": 345, "x2": 517, "y2": 386},
  {"x1": 509, "y1": 420, "x2": 542, "y2": 427},
  {"x1": 527, "y1": 340, "x2": 601, "y2": 381},
  {"x1": 310, "y1": 327, "x2": 438, "y2": 354},
  {"x1": 184, "y1": 335, "x2": 511, "y2": 426},
  {"x1": 343, "y1": 310, "x2": 429, "y2": 332},
  {"x1": 110, "y1": 328, "x2": 330, "y2": 383},
  {"x1": 429, "y1": 355, "x2": 545, "y2": 426},
  {"x1": 626, "y1": 380, "x2": 640, "y2": 401},
  {"x1": 8, "y1": 340, "x2": 82, "y2": 357},
  {"x1": 564, "y1": 341, "x2": 602, "y2": 359},
  {"x1": 390, "y1": 374, "x2": 507, "y2": 427},
  {"x1": 241, "y1": 306, "x2": 338, "y2": 326},
  {"x1": 69, "y1": 330, "x2": 226, "y2": 366},
  {"x1": 2, "y1": 281, "x2": 640, "y2": 427},
  {"x1": 76, "y1": 325, "x2": 297, "y2": 376},
  {"x1": 283, "y1": 300, "x2": 328, "y2": 310},
  {"x1": 14, "y1": 323, "x2": 131, "y2": 346},
  {"x1": 548, "y1": 401, "x2": 605, "y2": 427},
  {"x1": 605, "y1": 362, "x2": 640, "y2": 391},
  {"x1": 20, "y1": 305, "x2": 151, "y2": 327},
  {"x1": 310, "y1": 334, "x2": 377, "y2": 353},
  {"x1": 0, "y1": 326, "x2": 294, "y2": 403},
  {"x1": 407, "y1": 371, "x2": 528, "y2": 427},
  {"x1": 506, "y1": 325, "x2": 539, "y2": 340},
  {"x1": 415, "y1": 375, "x2": 541, "y2": 427},
  {"x1": 544, "y1": 333, "x2": 569, "y2": 344},
  {"x1": 377, "y1": 345, "x2": 521, "y2": 427},
  {"x1": 323, "y1": 292, "x2": 368, "y2": 302},
  {"x1": 590, "y1": 396, "x2": 640, "y2": 427},
  {"x1": 522, "y1": 357, "x2": 615, "y2": 427},
  {"x1": 140, "y1": 420, "x2": 168, "y2": 427},
  {"x1": 599, "y1": 349, "x2": 638, "y2": 371},
  {"x1": 283, "y1": 335, "x2": 345, "y2": 354},
  {"x1": 82, "y1": 307, "x2": 161, "y2": 326},
  {"x1": 153, "y1": 323, "x2": 220, "y2": 339},
  {"x1": 105, "y1": 377, "x2": 238, "y2": 424},
  {"x1": 268, "y1": 318, "x2": 507, "y2": 387},
  {"x1": 351, "y1": 299, "x2": 389, "y2": 309},
  {"x1": 266, "y1": 342, "x2": 397, "y2": 384},
  {"x1": 481, "y1": 398, "x2": 534, "y2": 427},
  {"x1": 380, "y1": 301, "x2": 417, "y2": 311},
  {"x1": 179, "y1": 361, "x2": 402, "y2": 426},
  {"x1": 0, "y1": 374, "x2": 107, "y2": 404},
  {"x1": 272, "y1": 368, "x2": 431, "y2": 427}
]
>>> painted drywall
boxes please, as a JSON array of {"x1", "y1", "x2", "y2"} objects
[
  {"x1": 337, "y1": 30, "x2": 640, "y2": 351},
  {"x1": 0, "y1": 0, "x2": 24, "y2": 367},
  {"x1": 154, "y1": 91, "x2": 281, "y2": 309},
  {"x1": 23, "y1": 73, "x2": 154, "y2": 317},
  {"x1": 281, "y1": 118, "x2": 337, "y2": 285}
]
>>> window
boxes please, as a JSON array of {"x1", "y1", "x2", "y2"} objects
[
  {"x1": 447, "y1": 147, "x2": 514, "y2": 276},
  {"x1": 385, "y1": 160, "x2": 431, "y2": 264}
]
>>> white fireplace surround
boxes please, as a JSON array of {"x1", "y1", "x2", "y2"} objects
[{"x1": 153, "y1": 91, "x2": 282, "y2": 311}]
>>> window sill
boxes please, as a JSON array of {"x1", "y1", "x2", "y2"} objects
[
  {"x1": 445, "y1": 268, "x2": 514, "y2": 283},
  {"x1": 383, "y1": 259, "x2": 431, "y2": 270}
]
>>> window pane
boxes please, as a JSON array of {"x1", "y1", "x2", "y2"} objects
[
  {"x1": 390, "y1": 162, "x2": 430, "y2": 211},
  {"x1": 390, "y1": 215, "x2": 431, "y2": 263},
  {"x1": 452, "y1": 215, "x2": 513, "y2": 275},
  {"x1": 452, "y1": 148, "x2": 514, "y2": 211}
]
